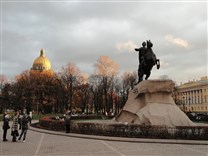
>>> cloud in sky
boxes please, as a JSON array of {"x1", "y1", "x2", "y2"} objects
[
  {"x1": 160, "y1": 60, "x2": 170, "y2": 68},
  {"x1": 1, "y1": 1, "x2": 207, "y2": 85},
  {"x1": 165, "y1": 35, "x2": 190, "y2": 49},
  {"x1": 115, "y1": 40, "x2": 137, "y2": 53}
]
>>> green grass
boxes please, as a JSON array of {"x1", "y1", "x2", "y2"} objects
[{"x1": 32, "y1": 113, "x2": 64, "y2": 120}]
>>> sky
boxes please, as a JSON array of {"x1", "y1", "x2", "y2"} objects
[{"x1": 0, "y1": 0, "x2": 207, "y2": 85}]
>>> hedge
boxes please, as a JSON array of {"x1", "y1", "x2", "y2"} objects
[
  {"x1": 39, "y1": 116, "x2": 65, "y2": 131},
  {"x1": 38, "y1": 116, "x2": 208, "y2": 140}
]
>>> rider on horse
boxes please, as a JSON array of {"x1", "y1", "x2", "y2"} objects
[{"x1": 135, "y1": 40, "x2": 160, "y2": 83}]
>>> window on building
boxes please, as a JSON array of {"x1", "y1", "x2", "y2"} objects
[{"x1": 205, "y1": 97, "x2": 207, "y2": 103}]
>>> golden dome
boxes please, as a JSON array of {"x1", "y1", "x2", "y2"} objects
[{"x1": 32, "y1": 49, "x2": 51, "y2": 71}]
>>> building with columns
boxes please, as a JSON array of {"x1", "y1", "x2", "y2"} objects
[{"x1": 175, "y1": 76, "x2": 208, "y2": 113}]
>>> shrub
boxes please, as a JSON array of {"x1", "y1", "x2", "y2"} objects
[
  {"x1": 175, "y1": 126, "x2": 208, "y2": 140},
  {"x1": 39, "y1": 116, "x2": 65, "y2": 131},
  {"x1": 38, "y1": 116, "x2": 208, "y2": 140}
]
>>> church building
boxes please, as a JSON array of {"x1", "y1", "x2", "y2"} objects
[{"x1": 31, "y1": 49, "x2": 53, "y2": 75}]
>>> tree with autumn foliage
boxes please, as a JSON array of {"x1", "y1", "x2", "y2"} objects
[
  {"x1": 58, "y1": 62, "x2": 82, "y2": 111},
  {"x1": 12, "y1": 70, "x2": 59, "y2": 114},
  {"x1": 0, "y1": 54, "x2": 141, "y2": 115},
  {"x1": 93, "y1": 56, "x2": 119, "y2": 113}
]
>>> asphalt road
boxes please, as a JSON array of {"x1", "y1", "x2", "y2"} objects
[{"x1": 0, "y1": 127, "x2": 208, "y2": 156}]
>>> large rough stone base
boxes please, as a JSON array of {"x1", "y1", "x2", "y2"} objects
[{"x1": 115, "y1": 80, "x2": 195, "y2": 127}]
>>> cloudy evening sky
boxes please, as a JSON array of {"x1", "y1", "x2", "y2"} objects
[{"x1": 1, "y1": 0, "x2": 207, "y2": 85}]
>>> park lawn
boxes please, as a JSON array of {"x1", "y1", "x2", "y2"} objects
[{"x1": 32, "y1": 113, "x2": 64, "y2": 120}]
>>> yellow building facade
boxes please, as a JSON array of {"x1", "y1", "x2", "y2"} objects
[{"x1": 175, "y1": 76, "x2": 208, "y2": 113}]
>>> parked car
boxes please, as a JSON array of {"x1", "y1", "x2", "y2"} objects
[
  {"x1": 186, "y1": 112, "x2": 197, "y2": 120},
  {"x1": 196, "y1": 113, "x2": 208, "y2": 121},
  {"x1": 186, "y1": 112, "x2": 208, "y2": 121}
]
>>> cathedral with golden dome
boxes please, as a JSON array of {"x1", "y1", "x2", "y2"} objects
[{"x1": 31, "y1": 49, "x2": 53, "y2": 75}]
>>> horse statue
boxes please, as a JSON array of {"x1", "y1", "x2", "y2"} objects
[{"x1": 135, "y1": 40, "x2": 160, "y2": 83}]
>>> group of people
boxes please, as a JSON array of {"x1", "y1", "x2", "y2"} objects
[
  {"x1": 2, "y1": 110, "x2": 32, "y2": 142},
  {"x1": 3, "y1": 109, "x2": 71, "y2": 141}
]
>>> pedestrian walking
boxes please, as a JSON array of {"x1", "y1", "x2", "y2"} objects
[
  {"x1": 11, "y1": 111, "x2": 19, "y2": 142},
  {"x1": 64, "y1": 110, "x2": 71, "y2": 133},
  {"x1": 18, "y1": 113, "x2": 29, "y2": 142},
  {"x1": 2, "y1": 112, "x2": 10, "y2": 141}
]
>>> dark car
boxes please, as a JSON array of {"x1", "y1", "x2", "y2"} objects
[
  {"x1": 195, "y1": 113, "x2": 208, "y2": 121},
  {"x1": 186, "y1": 112, "x2": 197, "y2": 120}
]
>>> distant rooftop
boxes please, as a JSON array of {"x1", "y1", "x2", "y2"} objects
[{"x1": 178, "y1": 76, "x2": 208, "y2": 89}]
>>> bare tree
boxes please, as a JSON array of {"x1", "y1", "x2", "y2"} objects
[
  {"x1": 88, "y1": 74, "x2": 103, "y2": 114},
  {"x1": 0, "y1": 74, "x2": 7, "y2": 91},
  {"x1": 121, "y1": 71, "x2": 137, "y2": 107},
  {"x1": 0, "y1": 74, "x2": 8, "y2": 112},
  {"x1": 159, "y1": 75, "x2": 170, "y2": 80},
  {"x1": 113, "y1": 77, "x2": 122, "y2": 114},
  {"x1": 122, "y1": 71, "x2": 137, "y2": 91}
]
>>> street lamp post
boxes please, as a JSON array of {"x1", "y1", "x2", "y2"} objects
[
  {"x1": 182, "y1": 95, "x2": 185, "y2": 112},
  {"x1": 188, "y1": 97, "x2": 191, "y2": 112}
]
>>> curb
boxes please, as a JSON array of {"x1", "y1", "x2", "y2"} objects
[{"x1": 29, "y1": 122, "x2": 208, "y2": 145}]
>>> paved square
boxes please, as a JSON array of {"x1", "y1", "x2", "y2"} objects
[{"x1": 0, "y1": 127, "x2": 208, "y2": 156}]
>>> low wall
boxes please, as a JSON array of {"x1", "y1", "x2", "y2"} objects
[
  {"x1": 38, "y1": 116, "x2": 208, "y2": 140},
  {"x1": 38, "y1": 115, "x2": 104, "y2": 131}
]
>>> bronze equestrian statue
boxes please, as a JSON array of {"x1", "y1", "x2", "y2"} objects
[{"x1": 135, "y1": 40, "x2": 160, "y2": 83}]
